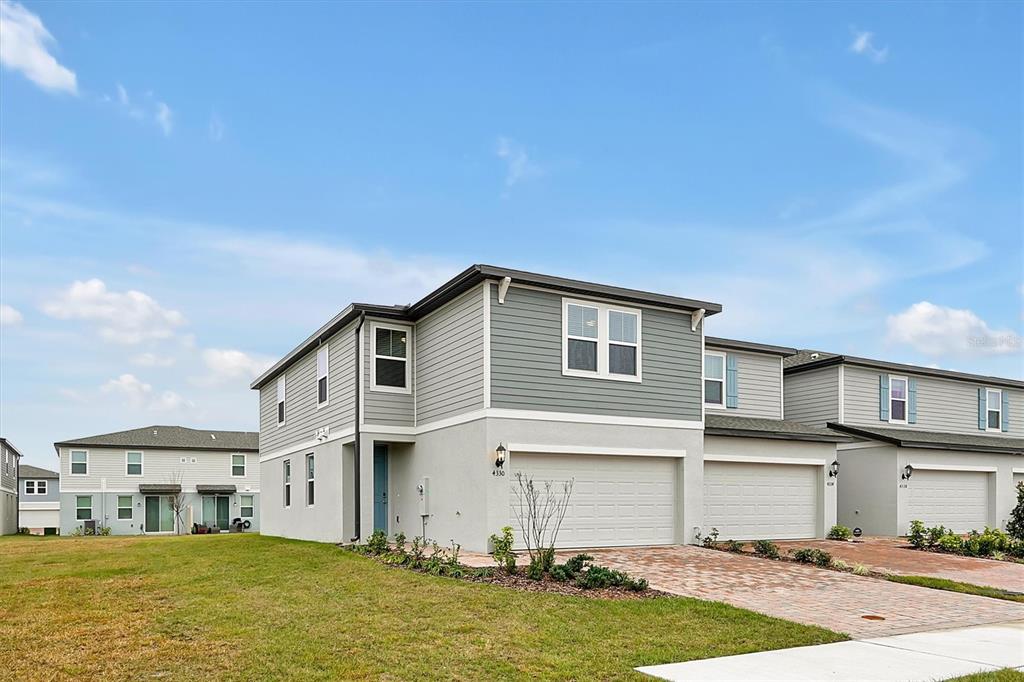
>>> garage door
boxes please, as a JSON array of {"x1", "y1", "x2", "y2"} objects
[
  {"x1": 510, "y1": 453, "x2": 675, "y2": 548},
  {"x1": 703, "y1": 461, "x2": 819, "y2": 540},
  {"x1": 908, "y1": 469, "x2": 990, "y2": 533}
]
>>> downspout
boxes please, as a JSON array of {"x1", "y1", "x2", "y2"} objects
[{"x1": 350, "y1": 312, "x2": 366, "y2": 542}]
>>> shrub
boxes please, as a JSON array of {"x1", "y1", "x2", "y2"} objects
[
  {"x1": 699, "y1": 527, "x2": 719, "y2": 548},
  {"x1": 409, "y1": 536, "x2": 427, "y2": 569},
  {"x1": 576, "y1": 565, "x2": 627, "y2": 589},
  {"x1": 936, "y1": 534, "x2": 963, "y2": 554},
  {"x1": 366, "y1": 529, "x2": 389, "y2": 555},
  {"x1": 550, "y1": 554, "x2": 593, "y2": 582},
  {"x1": 489, "y1": 526, "x2": 517, "y2": 574},
  {"x1": 852, "y1": 563, "x2": 871, "y2": 576},
  {"x1": 723, "y1": 540, "x2": 744, "y2": 553},
  {"x1": 791, "y1": 548, "x2": 833, "y2": 567},
  {"x1": 908, "y1": 520, "x2": 927, "y2": 548},
  {"x1": 383, "y1": 532, "x2": 409, "y2": 565},
  {"x1": 1007, "y1": 482, "x2": 1024, "y2": 541},
  {"x1": 753, "y1": 539, "x2": 780, "y2": 559},
  {"x1": 827, "y1": 525, "x2": 852, "y2": 541},
  {"x1": 526, "y1": 557, "x2": 546, "y2": 581},
  {"x1": 832, "y1": 559, "x2": 850, "y2": 571},
  {"x1": 926, "y1": 525, "x2": 949, "y2": 548}
]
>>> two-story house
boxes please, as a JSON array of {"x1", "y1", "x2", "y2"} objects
[
  {"x1": 784, "y1": 351, "x2": 1024, "y2": 535},
  {"x1": 18, "y1": 464, "x2": 60, "y2": 535},
  {"x1": 54, "y1": 426, "x2": 260, "y2": 535},
  {"x1": 1, "y1": 438, "x2": 23, "y2": 535},
  {"x1": 252, "y1": 265, "x2": 847, "y2": 551}
]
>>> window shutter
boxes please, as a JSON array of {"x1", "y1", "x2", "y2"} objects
[
  {"x1": 1001, "y1": 391, "x2": 1010, "y2": 432},
  {"x1": 978, "y1": 388, "x2": 986, "y2": 430},
  {"x1": 725, "y1": 355, "x2": 738, "y2": 408},
  {"x1": 907, "y1": 378, "x2": 917, "y2": 424},
  {"x1": 879, "y1": 374, "x2": 889, "y2": 421}
]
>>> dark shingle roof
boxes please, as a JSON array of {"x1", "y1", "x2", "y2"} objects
[
  {"x1": 826, "y1": 423, "x2": 1024, "y2": 455},
  {"x1": 54, "y1": 426, "x2": 258, "y2": 453},
  {"x1": 704, "y1": 414, "x2": 850, "y2": 443},
  {"x1": 785, "y1": 350, "x2": 1024, "y2": 390},
  {"x1": 18, "y1": 464, "x2": 58, "y2": 479},
  {"x1": 705, "y1": 337, "x2": 796, "y2": 357}
]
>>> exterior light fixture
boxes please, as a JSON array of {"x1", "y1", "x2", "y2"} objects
[
  {"x1": 901, "y1": 464, "x2": 914, "y2": 481},
  {"x1": 828, "y1": 460, "x2": 840, "y2": 478},
  {"x1": 495, "y1": 443, "x2": 507, "y2": 469}
]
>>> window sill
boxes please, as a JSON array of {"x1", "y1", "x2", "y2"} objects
[
  {"x1": 561, "y1": 369, "x2": 642, "y2": 383},
  {"x1": 704, "y1": 403, "x2": 728, "y2": 410},
  {"x1": 370, "y1": 384, "x2": 412, "y2": 395}
]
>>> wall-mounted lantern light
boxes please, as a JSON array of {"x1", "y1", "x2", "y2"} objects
[
  {"x1": 828, "y1": 460, "x2": 840, "y2": 478},
  {"x1": 495, "y1": 443, "x2": 507, "y2": 469},
  {"x1": 901, "y1": 464, "x2": 914, "y2": 481}
]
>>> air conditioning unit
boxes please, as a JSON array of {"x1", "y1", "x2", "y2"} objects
[{"x1": 84, "y1": 519, "x2": 97, "y2": 534}]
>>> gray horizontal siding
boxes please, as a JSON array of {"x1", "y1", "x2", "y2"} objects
[
  {"x1": 416, "y1": 285, "x2": 485, "y2": 424},
  {"x1": 364, "y1": 321, "x2": 415, "y2": 427},
  {"x1": 1, "y1": 445, "x2": 16, "y2": 493},
  {"x1": 490, "y1": 286, "x2": 701, "y2": 420},
  {"x1": 844, "y1": 366, "x2": 1023, "y2": 437},
  {"x1": 784, "y1": 366, "x2": 839, "y2": 426},
  {"x1": 259, "y1": 321, "x2": 357, "y2": 453},
  {"x1": 707, "y1": 345, "x2": 782, "y2": 419}
]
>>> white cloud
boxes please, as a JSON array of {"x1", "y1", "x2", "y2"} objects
[
  {"x1": 131, "y1": 352, "x2": 175, "y2": 367},
  {"x1": 0, "y1": 303, "x2": 23, "y2": 326},
  {"x1": 156, "y1": 101, "x2": 173, "y2": 136},
  {"x1": 849, "y1": 29, "x2": 888, "y2": 64},
  {"x1": 0, "y1": 0, "x2": 77, "y2": 94},
  {"x1": 496, "y1": 136, "x2": 543, "y2": 187},
  {"x1": 100, "y1": 373, "x2": 192, "y2": 412},
  {"x1": 886, "y1": 302, "x2": 1021, "y2": 356},
  {"x1": 199, "y1": 348, "x2": 274, "y2": 385},
  {"x1": 41, "y1": 279, "x2": 186, "y2": 344},
  {"x1": 106, "y1": 83, "x2": 174, "y2": 134},
  {"x1": 208, "y1": 113, "x2": 224, "y2": 142}
]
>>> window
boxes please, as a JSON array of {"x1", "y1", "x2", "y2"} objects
[
  {"x1": 306, "y1": 454, "x2": 315, "y2": 506},
  {"x1": 316, "y1": 346, "x2": 329, "y2": 406},
  {"x1": 70, "y1": 450, "x2": 88, "y2": 475},
  {"x1": 372, "y1": 324, "x2": 410, "y2": 391},
  {"x1": 117, "y1": 495, "x2": 133, "y2": 520},
  {"x1": 240, "y1": 494, "x2": 254, "y2": 518},
  {"x1": 889, "y1": 376, "x2": 908, "y2": 423},
  {"x1": 283, "y1": 459, "x2": 291, "y2": 508},
  {"x1": 704, "y1": 352, "x2": 726, "y2": 406},
  {"x1": 276, "y1": 376, "x2": 286, "y2": 425},
  {"x1": 76, "y1": 495, "x2": 92, "y2": 521},
  {"x1": 25, "y1": 480, "x2": 47, "y2": 495},
  {"x1": 986, "y1": 389, "x2": 1002, "y2": 431},
  {"x1": 126, "y1": 451, "x2": 143, "y2": 476},
  {"x1": 232, "y1": 454, "x2": 246, "y2": 477},
  {"x1": 562, "y1": 299, "x2": 642, "y2": 381}
]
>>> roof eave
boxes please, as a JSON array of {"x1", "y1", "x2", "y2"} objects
[
  {"x1": 704, "y1": 427, "x2": 850, "y2": 443},
  {"x1": 826, "y1": 422, "x2": 1024, "y2": 455},
  {"x1": 705, "y1": 337, "x2": 798, "y2": 357}
]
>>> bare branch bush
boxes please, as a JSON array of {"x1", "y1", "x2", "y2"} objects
[
  {"x1": 168, "y1": 471, "x2": 188, "y2": 535},
  {"x1": 511, "y1": 472, "x2": 574, "y2": 572}
]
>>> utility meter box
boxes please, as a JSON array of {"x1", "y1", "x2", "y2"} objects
[{"x1": 417, "y1": 477, "x2": 430, "y2": 517}]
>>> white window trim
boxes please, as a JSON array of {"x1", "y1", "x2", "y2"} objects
[
  {"x1": 69, "y1": 449, "x2": 89, "y2": 477},
  {"x1": 125, "y1": 450, "x2": 144, "y2": 477},
  {"x1": 117, "y1": 495, "x2": 133, "y2": 519},
  {"x1": 370, "y1": 322, "x2": 413, "y2": 394},
  {"x1": 985, "y1": 387, "x2": 1003, "y2": 433},
  {"x1": 231, "y1": 453, "x2": 246, "y2": 478},
  {"x1": 305, "y1": 454, "x2": 315, "y2": 507},
  {"x1": 703, "y1": 350, "x2": 727, "y2": 409},
  {"x1": 76, "y1": 495, "x2": 92, "y2": 520},
  {"x1": 888, "y1": 375, "x2": 909, "y2": 425},
  {"x1": 283, "y1": 459, "x2": 292, "y2": 509},
  {"x1": 561, "y1": 297, "x2": 643, "y2": 383},
  {"x1": 316, "y1": 345, "x2": 330, "y2": 408},
  {"x1": 276, "y1": 376, "x2": 286, "y2": 427},
  {"x1": 240, "y1": 494, "x2": 255, "y2": 518},
  {"x1": 25, "y1": 480, "x2": 48, "y2": 495}
]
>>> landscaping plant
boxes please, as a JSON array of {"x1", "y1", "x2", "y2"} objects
[
  {"x1": 1006, "y1": 482, "x2": 1024, "y2": 541},
  {"x1": 753, "y1": 539, "x2": 780, "y2": 559},
  {"x1": 827, "y1": 525, "x2": 852, "y2": 541},
  {"x1": 511, "y1": 472, "x2": 574, "y2": 574},
  {"x1": 698, "y1": 527, "x2": 720, "y2": 548},
  {"x1": 723, "y1": 540, "x2": 744, "y2": 553},
  {"x1": 488, "y1": 526, "x2": 517, "y2": 573},
  {"x1": 908, "y1": 520, "x2": 927, "y2": 548},
  {"x1": 790, "y1": 548, "x2": 833, "y2": 568}
]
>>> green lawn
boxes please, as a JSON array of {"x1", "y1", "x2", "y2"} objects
[
  {"x1": 944, "y1": 670, "x2": 1024, "y2": 682},
  {"x1": 0, "y1": 534, "x2": 844, "y2": 680},
  {"x1": 886, "y1": 575, "x2": 1024, "y2": 604}
]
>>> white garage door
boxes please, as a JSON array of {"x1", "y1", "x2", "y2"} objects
[
  {"x1": 908, "y1": 469, "x2": 990, "y2": 533},
  {"x1": 510, "y1": 453, "x2": 675, "y2": 548},
  {"x1": 20, "y1": 509, "x2": 59, "y2": 529},
  {"x1": 703, "y1": 461, "x2": 819, "y2": 540}
]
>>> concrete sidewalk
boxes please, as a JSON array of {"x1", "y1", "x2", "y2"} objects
[{"x1": 637, "y1": 621, "x2": 1024, "y2": 681}]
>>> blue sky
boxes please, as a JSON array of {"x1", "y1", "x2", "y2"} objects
[{"x1": 1, "y1": 1, "x2": 1021, "y2": 468}]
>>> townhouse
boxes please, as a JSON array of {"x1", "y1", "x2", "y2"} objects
[
  {"x1": 253, "y1": 265, "x2": 847, "y2": 551},
  {"x1": 784, "y1": 351, "x2": 1024, "y2": 535},
  {"x1": 18, "y1": 464, "x2": 60, "y2": 535},
  {"x1": 54, "y1": 426, "x2": 260, "y2": 535},
  {"x1": 1, "y1": 438, "x2": 23, "y2": 535}
]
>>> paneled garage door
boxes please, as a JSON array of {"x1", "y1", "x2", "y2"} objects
[
  {"x1": 907, "y1": 469, "x2": 991, "y2": 533},
  {"x1": 703, "y1": 461, "x2": 819, "y2": 540},
  {"x1": 510, "y1": 453, "x2": 676, "y2": 548}
]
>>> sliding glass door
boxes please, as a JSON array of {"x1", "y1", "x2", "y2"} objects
[
  {"x1": 144, "y1": 496, "x2": 175, "y2": 532},
  {"x1": 201, "y1": 495, "x2": 232, "y2": 529}
]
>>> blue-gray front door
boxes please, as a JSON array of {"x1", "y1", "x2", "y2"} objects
[{"x1": 373, "y1": 445, "x2": 388, "y2": 533}]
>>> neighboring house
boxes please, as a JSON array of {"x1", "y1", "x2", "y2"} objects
[
  {"x1": 784, "y1": 351, "x2": 1024, "y2": 535},
  {"x1": 18, "y1": 464, "x2": 60, "y2": 535},
  {"x1": 1, "y1": 438, "x2": 23, "y2": 535},
  {"x1": 53, "y1": 426, "x2": 260, "y2": 536},
  {"x1": 252, "y1": 264, "x2": 845, "y2": 551}
]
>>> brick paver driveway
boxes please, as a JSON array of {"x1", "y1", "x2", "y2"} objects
[
  {"x1": 575, "y1": 546, "x2": 1024, "y2": 638},
  {"x1": 774, "y1": 537, "x2": 1024, "y2": 592}
]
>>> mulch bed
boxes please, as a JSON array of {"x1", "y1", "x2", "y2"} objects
[{"x1": 462, "y1": 568, "x2": 670, "y2": 600}]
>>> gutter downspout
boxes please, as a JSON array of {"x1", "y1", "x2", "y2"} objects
[{"x1": 350, "y1": 312, "x2": 366, "y2": 542}]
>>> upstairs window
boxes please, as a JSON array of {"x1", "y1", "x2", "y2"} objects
[
  {"x1": 316, "y1": 346, "x2": 329, "y2": 406},
  {"x1": 372, "y1": 325, "x2": 410, "y2": 392},
  {"x1": 126, "y1": 451, "x2": 143, "y2": 476},
  {"x1": 562, "y1": 299, "x2": 642, "y2": 381},
  {"x1": 283, "y1": 459, "x2": 291, "y2": 508},
  {"x1": 70, "y1": 450, "x2": 88, "y2": 475},
  {"x1": 986, "y1": 389, "x2": 1002, "y2": 431},
  {"x1": 25, "y1": 480, "x2": 47, "y2": 495},
  {"x1": 704, "y1": 352, "x2": 726, "y2": 406},
  {"x1": 276, "y1": 376, "x2": 286, "y2": 426},
  {"x1": 889, "y1": 376, "x2": 908, "y2": 423},
  {"x1": 232, "y1": 454, "x2": 246, "y2": 478}
]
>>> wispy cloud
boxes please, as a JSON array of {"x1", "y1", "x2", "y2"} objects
[
  {"x1": 100, "y1": 373, "x2": 193, "y2": 412},
  {"x1": 887, "y1": 302, "x2": 1020, "y2": 357},
  {"x1": 0, "y1": 303, "x2": 24, "y2": 326},
  {"x1": 849, "y1": 29, "x2": 888, "y2": 64},
  {"x1": 131, "y1": 352, "x2": 175, "y2": 368},
  {"x1": 496, "y1": 136, "x2": 544, "y2": 187},
  {"x1": 208, "y1": 112, "x2": 225, "y2": 142},
  {"x1": 156, "y1": 101, "x2": 173, "y2": 136},
  {"x1": 41, "y1": 279, "x2": 187, "y2": 344},
  {"x1": 0, "y1": 0, "x2": 77, "y2": 94},
  {"x1": 196, "y1": 348, "x2": 274, "y2": 387},
  {"x1": 104, "y1": 83, "x2": 174, "y2": 135}
]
